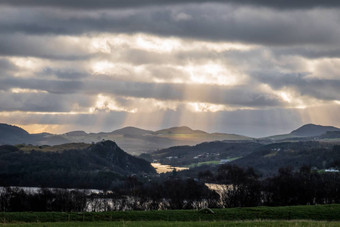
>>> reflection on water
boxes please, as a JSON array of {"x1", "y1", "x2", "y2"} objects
[{"x1": 151, "y1": 162, "x2": 188, "y2": 173}]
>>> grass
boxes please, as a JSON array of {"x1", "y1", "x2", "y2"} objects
[
  {"x1": 1, "y1": 220, "x2": 340, "y2": 227},
  {"x1": 18, "y1": 143, "x2": 91, "y2": 153},
  {"x1": 187, "y1": 157, "x2": 242, "y2": 168},
  {"x1": 187, "y1": 160, "x2": 221, "y2": 168},
  {"x1": 1, "y1": 204, "x2": 340, "y2": 224}
]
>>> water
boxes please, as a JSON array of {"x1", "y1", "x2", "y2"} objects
[{"x1": 151, "y1": 162, "x2": 189, "y2": 173}]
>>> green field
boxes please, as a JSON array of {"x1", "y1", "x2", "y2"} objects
[
  {"x1": 1, "y1": 204, "x2": 340, "y2": 225},
  {"x1": 186, "y1": 157, "x2": 242, "y2": 168},
  {"x1": 186, "y1": 160, "x2": 221, "y2": 168},
  {"x1": 1, "y1": 220, "x2": 340, "y2": 227}
]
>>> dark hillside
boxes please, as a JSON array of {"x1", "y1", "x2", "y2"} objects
[
  {"x1": 0, "y1": 141, "x2": 155, "y2": 189},
  {"x1": 0, "y1": 123, "x2": 30, "y2": 144},
  {"x1": 148, "y1": 141, "x2": 262, "y2": 166},
  {"x1": 232, "y1": 141, "x2": 340, "y2": 176}
]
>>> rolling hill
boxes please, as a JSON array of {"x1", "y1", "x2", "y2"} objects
[
  {"x1": 144, "y1": 141, "x2": 262, "y2": 167},
  {"x1": 0, "y1": 123, "x2": 30, "y2": 144},
  {"x1": 0, "y1": 123, "x2": 252, "y2": 155},
  {"x1": 291, "y1": 124, "x2": 340, "y2": 137},
  {"x1": 263, "y1": 124, "x2": 340, "y2": 142},
  {"x1": 0, "y1": 140, "x2": 155, "y2": 189},
  {"x1": 231, "y1": 141, "x2": 340, "y2": 176}
]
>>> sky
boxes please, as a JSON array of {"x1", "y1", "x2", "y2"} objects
[{"x1": 1, "y1": 1, "x2": 340, "y2": 137}]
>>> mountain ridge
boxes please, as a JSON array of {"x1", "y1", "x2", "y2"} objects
[
  {"x1": 2, "y1": 123, "x2": 340, "y2": 154},
  {"x1": 0, "y1": 123, "x2": 252, "y2": 154}
]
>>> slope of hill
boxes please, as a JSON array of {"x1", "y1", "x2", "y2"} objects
[
  {"x1": 232, "y1": 141, "x2": 340, "y2": 176},
  {"x1": 155, "y1": 126, "x2": 206, "y2": 135},
  {"x1": 0, "y1": 123, "x2": 252, "y2": 155},
  {"x1": 291, "y1": 124, "x2": 340, "y2": 137},
  {"x1": 319, "y1": 131, "x2": 340, "y2": 139},
  {"x1": 154, "y1": 126, "x2": 251, "y2": 141},
  {"x1": 263, "y1": 124, "x2": 340, "y2": 142},
  {"x1": 0, "y1": 123, "x2": 71, "y2": 146},
  {"x1": 0, "y1": 123, "x2": 30, "y2": 144},
  {"x1": 145, "y1": 141, "x2": 262, "y2": 167},
  {"x1": 0, "y1": 140, "x2": 155, "y2": 189},
  {"x1": 112, "y1": 127, "x2": 153, "y2": 136}
]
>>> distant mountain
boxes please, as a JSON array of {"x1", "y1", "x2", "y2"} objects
[
  {"x1": 64, "y1": 130, "x2": 88, "y2": 137},
  {"x1": 263, "y1": 124, "x2": 340, "y2": 142},
  {"x1": 54, "y1": 125, "x2": 253, "y2": 155},
  {"x1": 291, "y1": 124, "x2": 340, "y2": 137},
  {"x1": 155, "y1": 126, "x2": 206, "y2": 135},
  {"x1": 5, "y1": 122, "x2": 340, "y2": 155},
  {"x1": 0, "y1": 140, "x2": 155, "y2": 189},
  {"x1": 0, "y1": 123, "x2": 71, "y2": 146},
  {"x1": 112, "y1": 127, "x2": 153, "y2": 136},
  {"x1": 0, "y1": 123, "x2": 30, "y2": 144},
  {"x1": 0, "y1": 123, "x2": 252, "y2": 155}
]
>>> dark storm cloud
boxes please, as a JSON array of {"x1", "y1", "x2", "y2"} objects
[
  {"x1": 0, "y1": 5, "x2": 339, "y2": 46},
  {"x1": 0, "y1": 34, "x2": 91, "y2": 60},
  {"x1": 0, "y1": 92, "x2": 94, "y2": 112},
  {"x1": 5, "y1": 112, "x2": 127, "y2": 129},
  {"x1": 1, "y1": 0, "x2": 339, "y2": 10},
  {"x1": 0, "y1": 59, "x2": 17, "y2": 73},
  {"x1": 272, "y1": 47, "x2": 340, "y2": 59},
  {"x1": 0, "y1": 77, "x2": 82, "y2": 94},
  {"x1": 40, "y1": 68, "x2": 91, "y2": 80},
  {"x1": 0, "y1": 59, "x2": 18, "y2": 79},
  {"x1": 255, "y1": 73, "x2": 340, "y2": 101},
  {"x1": 0, "y1": 76, "x2": 283, "y2": 108}
]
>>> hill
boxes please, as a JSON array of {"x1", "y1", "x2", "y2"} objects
[
  {"x1": 0, "y1": 140, "x2": 155, "y2": 189},
  {"x1": 112, "y1": 126, "x2": 153, "y2": 136},
  {"x1": 291, "y1": 124, "x2": 340, "y2": 137},
  {"x1": 63, "y1": 126, "x2": 252, "y2": 155},
  {"x1": 152, "y1": 139, "x2": 340, "y2": 178},
  {"x1": 0, "y1": 123, "x2": 71, "y2": 146},
  {"x1": 0, "y1": 123, "x2": 252, "y2": 155},
  {"x1": 155, "y1": 126, "x2": 206, "y2": 135},
  {"x1": 232, "y1": 141, "x2": 340, "y2": 176},
  {"x1": 263, "y1": 123, "x2": 340, "y2": 142},
  {"x1": 145, "y1": 141, "x2": 262, "y2": 167},
  {"x1": 0, "y1": 123, "x2": 30, "y2": 144}
]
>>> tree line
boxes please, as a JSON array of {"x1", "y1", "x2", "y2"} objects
[
  {"x1": 199, "y1": 164, "x2": 340, "y2": 207},
  {"x1": 1, "y1": 164, "x2": 340, "y2": 211}
]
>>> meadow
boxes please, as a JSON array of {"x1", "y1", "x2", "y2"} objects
[
  {"x1": 1, "y1": 204, "x2": 340, "y2": 226},
  {"x1": 1, "y1": 220, "x2": 340, "y2": 227}
]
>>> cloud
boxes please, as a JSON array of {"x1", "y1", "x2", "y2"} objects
[
  {"x1": 0, "y1": 34, "x2": 92, "y2": 60},
  {"x1": 0, "y1": 5, "x2": 339, "y2": 46},
  {"x1": 1, "y1": 1, "x2": 340, "y2": 136},
  {"x1": 273, "y1": 46, "x2": 340, "y2": 59},
  {"x1": 254, "y1": 72, "x2": 340, "y2": 101},
  {"x1": 40, "y1": 68, "x2": 90, "y2": 80},
  {"x1": 0, "y1": 77, "x2": 82, "y2": 94},
  {"x1": 0, "y1": 92, "x2": 94, "y2": 112},
  {"x1": 3, "y1": 104, "x2": 340, "y2": 137},
  {"x1": 1, "y1": 0, "x2": 339, "y2": 10},
  {"x1": 0, "y1": 59, "x2": 18, "y2": 78},
  {"x1": 0, "y1": 74, "x2": 283, "y2": 110}
]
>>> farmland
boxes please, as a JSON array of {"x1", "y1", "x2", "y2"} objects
[{"x1": 1, "y1": 204, "x2": 340, "y2": 226}]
